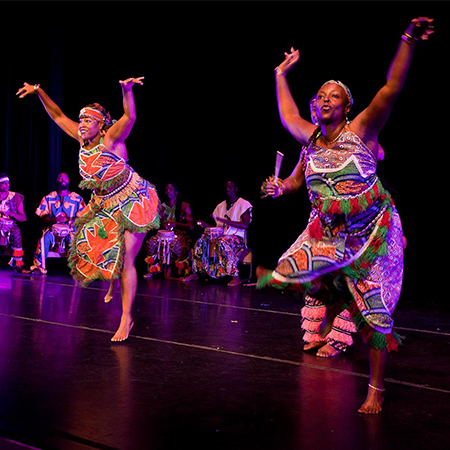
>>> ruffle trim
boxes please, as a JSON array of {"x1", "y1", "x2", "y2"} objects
[
  {"x1": 345, "y1": 299, "x2": 403, "y2": 352},
  {"x1": 312, "y1": 178, "x2": 390, "y2": 218},
  {"x1": 79, "y1": 166, "x2": 132, "y2": 192}
]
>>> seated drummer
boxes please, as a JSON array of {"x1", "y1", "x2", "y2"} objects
[
  {"x1": 144, "y1": 182, "x2": 194, "y2": 278},
  {"x1": 31, "y1": 172, "x2": 85, "y2": 275},
  {"x1": 0, "y1": 173, "x2": 31, "y2": 273},
  {"x1": 184, "y1": 179, "x2": 252, "y2": 287}
]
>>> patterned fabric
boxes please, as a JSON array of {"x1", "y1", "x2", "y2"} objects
[
  {"x1": 35, "y1": 191, "x2": 85, "y2": 220},
  {"x1": 191, "y1": 197, "x2": 252, "y2": 279},
  {"x1": 259, "y1": 127, "x2": 404, "y2": 348},
  {"x1": 192, "y1": 234, "x2": 245, "y2": 278},
  {"x1": 32, "y1": 191, "x2": 86, "y2": 270},
  {"x1": 0, "y1": 191, "x2": 23, "y2": 220},
  {"x1": 0, "y1": 191, "x2": 26, "y2": 267},
  {"x1": 212, "y1": 198, "x2": 253, "y2": 240},
  {"x1": 68, "y1": 141, "x2": 159, "y2": 285}
]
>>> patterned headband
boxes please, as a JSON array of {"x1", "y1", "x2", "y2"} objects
[
  {"x1": 320, "y1": 80, "x2": 353, "y2": 110},
  {"x1": 79, "y1": 107, "x2": 108, "y2": 123}
]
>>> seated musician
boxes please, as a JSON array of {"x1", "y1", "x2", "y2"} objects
[
  {"x1": 184, "y1": 179, "x2": 252, "y2": 287},
  {"x1": 144, "y1": 182, "x2": 194, "y2": 278},
  {"x1": 31, "y1": 172, "x2": 85, "y2": 275},
  {"x1": 0, "y1": 173, "x2": 31, "y2": 273}
]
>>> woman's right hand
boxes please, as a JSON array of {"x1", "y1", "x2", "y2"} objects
[
  {"x1": 275, "y1": 47, "x2": 300, "y2": 76},
  {"x1": 261, "y1": 176, "x2": 285, "y2": 198},
  {"x1": 16, "y1": 82, "x2": 38, "y2": 99},
  {"x1": 265, "y1": 180, "x2": 284, "y2": 198}
]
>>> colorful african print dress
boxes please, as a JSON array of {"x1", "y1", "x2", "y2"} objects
[
  {"x1": 68, "y1": 140, "x2": 159, "y2": 285},
  {"x1": 258, "y1": 127, "x2": 404, "y2": 351}
]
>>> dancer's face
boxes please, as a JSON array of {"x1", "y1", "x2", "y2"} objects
[
  {"x1": 78, "y1": 116, "x2": 102, "y2": 141},
  {"x1": 315, "y1": 83, "x2": 349, "y2": 124}
]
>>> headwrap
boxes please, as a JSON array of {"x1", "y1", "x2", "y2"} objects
[
  {"x1": 0, "y1": 175, "x2": 9, "y2": 183},
  {"x1": 320, "y1": 80, "x2": 353, "y2": 110},
  {"x1": 79, "y1": 107, "x2": 110, "y2": 125}
]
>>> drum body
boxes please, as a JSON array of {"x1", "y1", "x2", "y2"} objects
[
  {"x1": 51, "y1": 223, "x2": 71, "y2": 253},
  {"x1": 205, "y1": 227, "x2": 224, "y2": 257},
  {"x1": 0, "y1": 218, "x2": 14, "y2": 247},
  {"x1": 156, "y1": 230, "x2": 175, "y2": 264}
]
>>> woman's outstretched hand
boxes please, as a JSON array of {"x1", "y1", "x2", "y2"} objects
[
  {"x1": 406, "y1": 17, "x2": 434, "y2": 41},
  {"x1": 119, "y1": 77, "x2": 145, "y2": 88},
  {"x1": 275, "y1": 47, "x2": 300, "y2": 76},
  {"x1": 16, "y1": 82, "x2": 38, "y2": 99}
]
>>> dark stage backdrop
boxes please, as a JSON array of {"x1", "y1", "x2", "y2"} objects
[{"x1": 2, "y1": 2, "x2": 447, "y2": 304}]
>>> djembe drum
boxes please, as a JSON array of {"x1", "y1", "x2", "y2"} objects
[
  {"x1": 0, "y1": 218, "x2": 14, "y2": 247},
  {"x1": 205, "y1": 226, "x2": 224, "y2": 258},
  {"x1": 51, "y1": 223, "x2": 71, "y2": 254},
  {"x1": 156, "y1": 230, "x2": 175, "y2": 265}
]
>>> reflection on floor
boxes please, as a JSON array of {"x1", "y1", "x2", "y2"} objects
[{"x1": 0, "y1": 266, "x2": 448, "y2": 450}]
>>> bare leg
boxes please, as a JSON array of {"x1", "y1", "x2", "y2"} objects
[
  {"x1": 111, "y1": 231, "x2": 146, "y2": 342},
  {"x1": 358, "y1": 346, "x2": 388, "y2": 414},
  {"x1": 319, "y1": 302, "x2": 342, "y2": 338},
  {"x1": 104, "y1": 280, "x2": 117, "y2": 303}
]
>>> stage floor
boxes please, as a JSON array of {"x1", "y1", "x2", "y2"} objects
[{"x1": 0, "y1": 265, "x2": 448, "y2": 450}]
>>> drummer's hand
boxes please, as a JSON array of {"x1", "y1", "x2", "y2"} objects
[
  {"x1": 56, "y1": 212, "x2": 68, "y2": 223},
  {"x1": 266, "y1": 180, "x2": 285, "y2": 198}
]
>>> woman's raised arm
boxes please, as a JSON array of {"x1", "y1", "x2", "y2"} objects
[
  {"x1": 104, "y1": 77, "x2": 144, "y2": 146},
  {"x1": 353, "y1": 17, "x2": 434, "y2": 142},
  {"x1": 276, "y1": 48, "x2": 316, "y2": 146},
  {"x1": 16, "y1": 83, "x2": 80, "y2": 141}
]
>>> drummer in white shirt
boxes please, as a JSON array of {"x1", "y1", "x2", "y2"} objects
[{"x1": 185, "y1": 180, "x2": 252, "y2": 287}]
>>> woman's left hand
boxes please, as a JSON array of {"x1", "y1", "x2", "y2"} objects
[{"x1": 119, "y1": 77, "x2": 145, "y2": 88}]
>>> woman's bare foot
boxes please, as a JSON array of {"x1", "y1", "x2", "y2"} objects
[
  {"x1": 227, "y1": 275, "x2": 241, "y2": 287},
  {"x1": 358, "y1": 384, "x2": 385, "y2": 414},
  {"x1": 111, "y1": 316, "x2": 134, "y2": 342},
  {"x1": 316, "y1": 343, "x2": 342, "y2": 358},
  {"x1": 303, "y1": 340, "x2": 326, "y2": 352},
  {"x1": 183, "y1": 273, "x2": 198, "y2": 283},
  {"x1": 104, "y1": 281, "x2": 116, "y2": 303}
]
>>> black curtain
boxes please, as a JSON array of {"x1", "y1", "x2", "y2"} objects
[{"x1": 2, "y1": 2, "x2": 447, "y2": 304}]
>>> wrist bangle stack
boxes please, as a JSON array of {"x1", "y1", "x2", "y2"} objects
[{"x1": 401, "y1": 32, "x2": 419, "y2": 44}]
